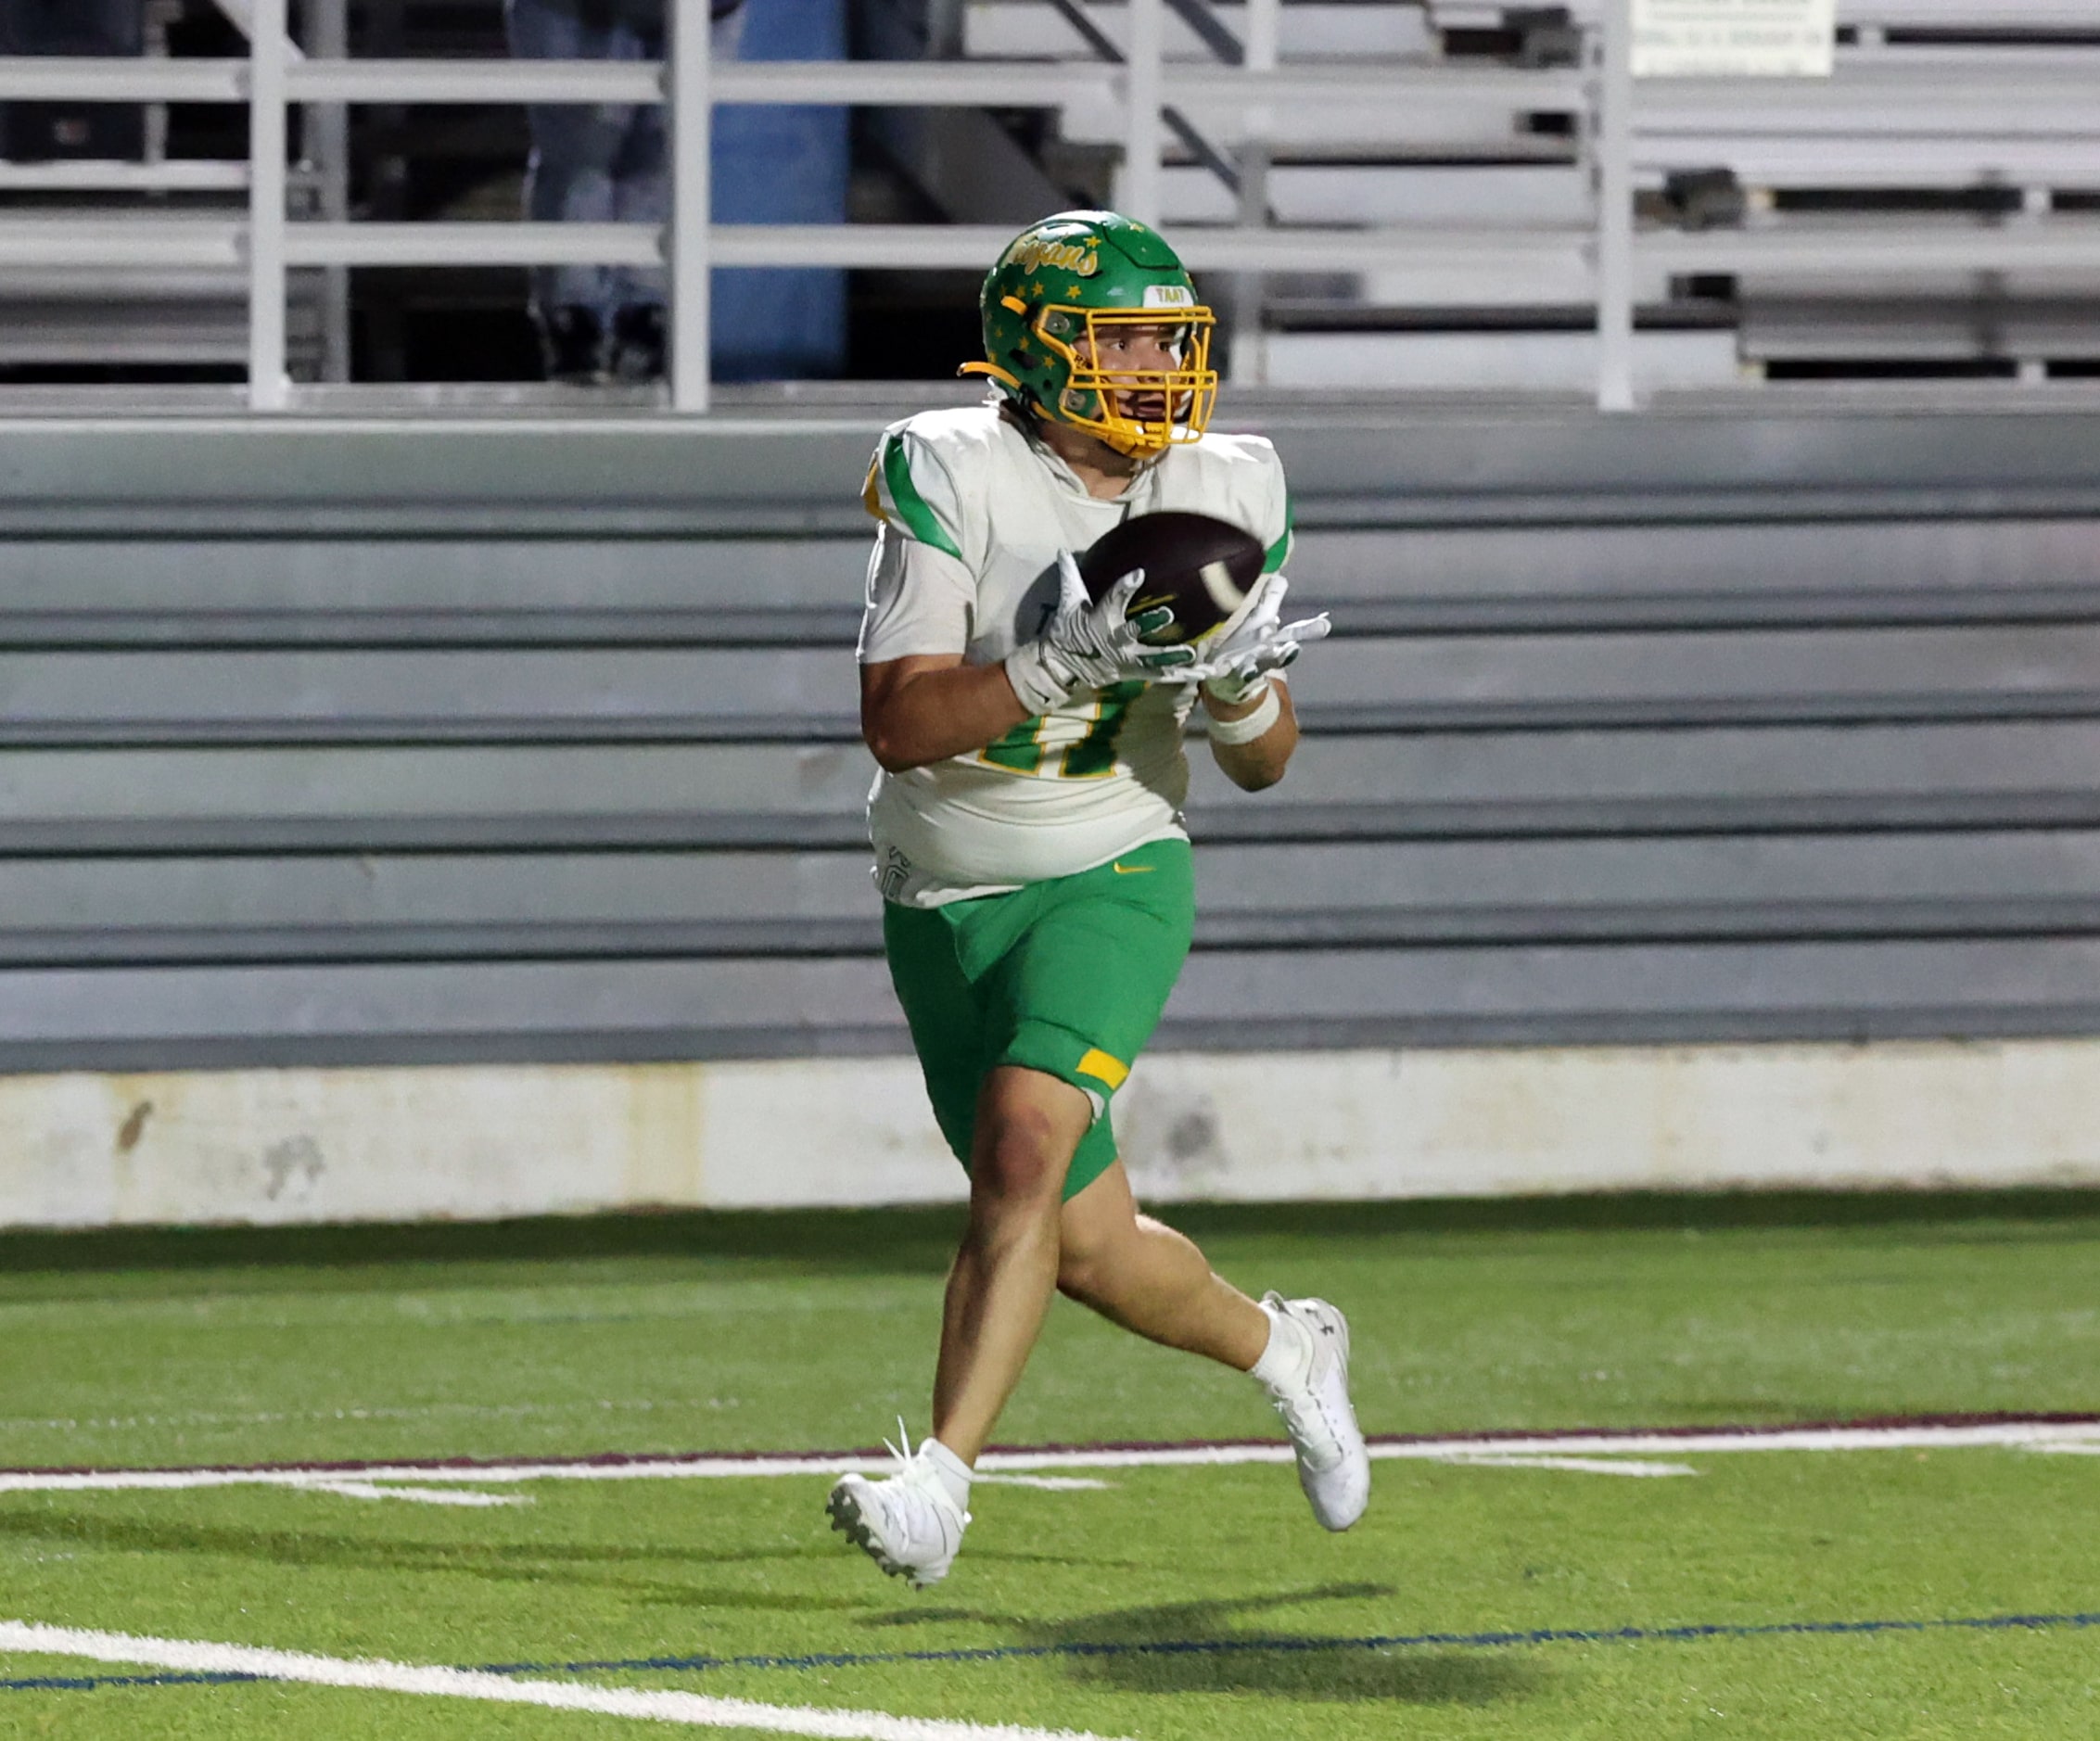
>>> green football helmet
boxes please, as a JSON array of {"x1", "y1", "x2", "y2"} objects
[{"x1": 962, "y1": 210, "x2": 1217, "y2": 458}]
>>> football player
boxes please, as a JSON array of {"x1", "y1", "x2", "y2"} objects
[{"x1": 829, "y1": 210, "x2": 1368, "y2": 1587}]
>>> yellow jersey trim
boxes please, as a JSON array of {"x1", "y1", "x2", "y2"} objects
[{"x1": 1076, "y1": 1048, "x2": 1130, "y2": 1092}]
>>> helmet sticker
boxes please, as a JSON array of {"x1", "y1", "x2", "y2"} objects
[
  {"x1": 1142, "y1": 284, "x2": 1196, "y2": 308},
  {"x1": 1007, "y1": 237, "x2": 1100, "y2": 277}
]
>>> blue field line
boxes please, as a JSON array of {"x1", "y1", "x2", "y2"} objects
[
  {"x1": 0, "y1": 1670, "x2": 258, "y2": 1693},
  {"x1": 5, "y1": 1608, "x2": 2096, "y2": 1697},
  {"x1": 513, "y1": 1608, "x2": 2100, "y2": 1678}
]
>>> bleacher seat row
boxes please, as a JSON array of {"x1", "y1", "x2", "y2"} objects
[
  {"x1": 5, "y1": 407, "x2": 2100, "y2": 1069},
  {"x1": 966, "y1": 0, "x2": 2100, "y2": 390},
  {"x1": 4, "y1": 0, "x2": 2099, "y2": 390}
]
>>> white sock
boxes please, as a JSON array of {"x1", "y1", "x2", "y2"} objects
[
  {"x1": 1249, "y1": 1299, "x2": 1315, "y2": 1392},
  {"x1": 921, "y1": 1437, "x2": 974, "y2": 1512}
]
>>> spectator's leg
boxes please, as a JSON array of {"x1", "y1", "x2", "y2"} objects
[
  {"x1": 505, "y1": 0, "x2": 627, "y2": 379},
  {"x1": 605, "y1": 1, "x2": 670, "y2": 382},
  {"x1": 713, "y1": 0, "x2": 750, "y2": 62}
]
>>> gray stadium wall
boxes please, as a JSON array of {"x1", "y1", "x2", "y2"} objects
[{"x1": 3, "y1": 401, "x2": 2099, "y2": 1224}]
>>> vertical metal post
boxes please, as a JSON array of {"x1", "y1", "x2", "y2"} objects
[
  {"x1": 311, "y1": 0, "x2": 351, "y2": 384},
  {"x1": 1231, "y1": 0, "x2": 1279, "y2": 385},
  {"x1": 668, "y1": 0, "x2": 713, "y2": 414},
  {"x1": 923, "y1": 0, "x2": 965, "y2": 58},
  {"x1": 1595, "y1": 0, "x2": 1635, "y2": 413},
  {"x1": 1122, "y1": 0, "x2": 1164, "y2": 227},
  {"x1": 248, "y1": 0, "x2": 290, "y2": 410},
  {"x1": 143, "y1": 0, "x2": 174, "y2": 168}
]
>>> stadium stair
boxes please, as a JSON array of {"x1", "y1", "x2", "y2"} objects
[
  {"x1": 957, "y1": 0, "x2": 2100, "y2": 388},
  {"x1": 0, "y1": 0, "x2": 326, "y2": 382}
]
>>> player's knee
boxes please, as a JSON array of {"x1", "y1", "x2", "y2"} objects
[{"x1": 972, "y1": 1103, "x2": 1072, "y2": 1207}]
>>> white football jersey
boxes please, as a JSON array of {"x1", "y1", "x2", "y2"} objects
[{"x1": 857, "y1": 402, "x2": 1292, "y2": 907}]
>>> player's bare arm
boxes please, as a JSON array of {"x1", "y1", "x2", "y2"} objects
[
  {"x1": 1203, "y1": 676, "x2": 1299, "y2": 791},
  {"x1": 1190, "y1": 569, "x2": 1327, "y2": 791},
  {"x1": 860, "y1": 553, "x2": 1196, "y2": 770},
  {"x1": 859, "y1": 654, "x2": 1030, "y2": 772}
]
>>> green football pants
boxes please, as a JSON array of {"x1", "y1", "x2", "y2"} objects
[{"x1": 881, "y1": 837, "x2": 1195, "y2": 1201}]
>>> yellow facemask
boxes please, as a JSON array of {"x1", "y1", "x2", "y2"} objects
[{"x1": 1034, "y1": 304, "x2": 1219, "y2": 458}]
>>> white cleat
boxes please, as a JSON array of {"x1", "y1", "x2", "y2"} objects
[
  {"x1": 826, "y1": 1430, "x2": 969, "y2": 1590},
  {"x1": 1261, "y1": 1291, "x2": 1371, "y2": 1531}
]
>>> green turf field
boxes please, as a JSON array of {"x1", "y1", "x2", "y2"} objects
[{"x1": 1, "y1": 1191, "x2": 2095, "y2": 1738}]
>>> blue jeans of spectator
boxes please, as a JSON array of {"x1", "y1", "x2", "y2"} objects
[
  {"x1": 504, "y1": 0, "x2": 744, "y2": 324},
  {"x1": 0, "y1": 0, "x2": 141, "y2": 52}
]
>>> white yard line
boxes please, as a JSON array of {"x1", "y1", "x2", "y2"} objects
[
  {"x1": 0, "y1": 1621, "x2": 1130, "y2": 1741},
  {"x1": 0, "y1": 1398, "x2": 745, "y2": 1435},
  {"x1": 972, "y1": 1475, "x2": 1114, "y2": 1491},
  {"x1": 1444, "y1": 1455, "x2": 1698, "y2": 1478},
  {"x1": 1395, "y1": 1421, "x2": 2100, "y2": 1459},
  {"x1": 0, "y1": 1418, "x2": 2094, "y2": 1496},
  {"x1": 303, "y1": 1480, "x2": 530, "y2": 1507}
]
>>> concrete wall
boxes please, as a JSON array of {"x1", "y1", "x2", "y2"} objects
[{"x1": 5, "y1": 1038, "x2": 2096, "y2": 1229}]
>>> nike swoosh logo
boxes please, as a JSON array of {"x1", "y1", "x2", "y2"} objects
[{"x1": 1112, "y1": 862, "x2": 1155, "y2": 875}]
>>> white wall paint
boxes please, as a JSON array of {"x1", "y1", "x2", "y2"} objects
[{"x1": 2, "y1": 1039, "x2": 2096, "y2": 1230}]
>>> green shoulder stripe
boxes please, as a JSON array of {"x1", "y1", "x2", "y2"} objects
[
  {"x1": 882, "y1": 435, "x2": 962, "y2": 562},
  {"x1": 1262, "y1": 493, "x2": 1294, "y2": 574}
]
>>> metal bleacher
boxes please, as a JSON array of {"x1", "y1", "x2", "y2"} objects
[
  {"x1": 960, "y1": 0, "x2": 2100, "y2": 389},
  {"x1": 0, "y1": 0, "x2": 329, "y2": 381},
  {"x1": 7, "y1": 402, "x2": 2100, "y2": 1073},
  {"x1": 8, "y1": 0, "x2": 2098, "y2": 395}
]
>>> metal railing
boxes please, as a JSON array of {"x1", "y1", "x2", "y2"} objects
[{"x1": 0, "y1": 0, "x2": 2095, "y2": 413}]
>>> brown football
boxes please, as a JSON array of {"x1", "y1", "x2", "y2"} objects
[{"x1": 1077, "y1": 510, "x2": 1266, "y2": 646}]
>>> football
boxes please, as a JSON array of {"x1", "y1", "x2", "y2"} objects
[{"x1": 1077, "y1": 510, "x2": 1266, "y2": 646}]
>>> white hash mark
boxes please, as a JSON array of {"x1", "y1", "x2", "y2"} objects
[{"x1": 0, "y1": 1620, "x2": 1132, "y2": 1741}]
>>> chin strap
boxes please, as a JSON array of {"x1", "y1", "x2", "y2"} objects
[
  {"x1": 974, "y1": 375, "x2": 1170, "y2": 463},
  {"x1": 958, "y1": 360, "x2": 1022, "y2": 390}
]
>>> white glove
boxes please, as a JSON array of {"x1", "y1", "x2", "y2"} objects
[
  {"x1": 1004, "y1": 551, "x2": 1202, "y2": 715},
  {"x1": 1197, "y1": 573, "x2": 1331, "y2": 706}
]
